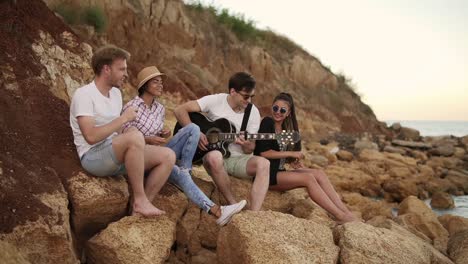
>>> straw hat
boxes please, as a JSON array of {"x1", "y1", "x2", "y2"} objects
[{"x1": 136, "y1": 66, "x2": 165, "y2": 90}]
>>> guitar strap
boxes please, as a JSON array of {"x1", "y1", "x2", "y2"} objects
[{"x1": 240, "y1": 103, "x2": 252, "y2": 137}]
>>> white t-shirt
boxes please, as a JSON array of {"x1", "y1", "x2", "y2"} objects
[
  {"x1": 70, "y1": 81, "x2": 122, "y2": 158},
  {"x1": 197, "y1": 93, "x2": 260, "y2": 156}
]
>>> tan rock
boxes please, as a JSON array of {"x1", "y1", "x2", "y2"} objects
[
  {"x1": 446, "y1": 170, "x2": 468, "y2": 193},
  {"x1": 430, "y1": 145, "x2": 456, "y2": 157},
  {"x1": 453, "y1": 147, "x2": 466, "y2": 159},
  {"x1": 218, "y1": 211, "x2": 339, "y2": 263},
  {"x1": 341, "y1": 192, "x2": 394, "y2": 220},
  {"x1": 461, "y1": 135, "x2": 468, "y2": 147},
  {"x1": 0, "y1": 190, "x2": 79, "y2": 264},
  {"x1": 398, "y1": 127, "x2": 421, "y2": 141},
  {"x1": 290, "y1": 198, "x2": 336, "y2": 227},
  {"x1": 392, "y1": 139, "x2": 431, "y2": 149},
  {"x1": 191, "y1": 248, "x2": 217, "y2": 264},
  {"x1": 152, "y1": 183, "x2": 189, "y2": 222},
  {"x1": 426, "y1": 157, "x2": 461, "y2": 170},
  {"x1": 337, "y1": 150, "x2": 354, "y2": 161},
  {"x1": 86, "y1": 216, "x2": 176, "y2": 264},
  {"x1": 325, "y1": 165, "x2": 380, "y2": 196},
  {"x1": 447, "y1": 230, "x2": 468, "y2": 264},
  {"x1": 383, "y1": 145, "x2": 406, "y2": 154},
  {"x1": 67, "y1": 171, "x2": 129, "y2": 246},
  {"x1": 430, "y1": 192, "x2": 455, "y2": 209},
  {"x1": 398, "y1": 196, "x2": 449, "y2": 253},
  {"x1": 425, "y1": 178, "x2": 457, "y2": 195},
  {"x1": 438, "y1": 214, "x2": 468, "y2": 236},
  {"x1": 0, "y1": 240, "x2": 31, "y2": 264},
  {"x1": 307, "y1": 154, "x2": 329, "y2": 167},
  {"x1": 411, "y1": 150, "x2": 429, "y2": 161},
  {"x1": 336, "y1": 222, "x2": 452, "y2": 264},
  {"x1": 354, "y1": 139, "x2": 378, "y2": 152},
  {"x1": 382, "y1": 179, "x2": 420, "y2": 202}
]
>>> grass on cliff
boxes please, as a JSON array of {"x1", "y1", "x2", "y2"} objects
[
  {"x1": 185, "y1": 0, "x2": 306, "y2": 56},
  {"x1": 52, "y1": 4, "x2": 107, "y2": 33}
]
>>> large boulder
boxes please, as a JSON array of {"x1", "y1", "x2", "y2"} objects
[
  {"x1": 398, "y1": 196, "x2": 449, "y2": 253},
  {"x1": 430, "y1": 191, "x2": 455, "y2": 209},
  {"x1": 0, "y1": 240, "x2": 31, "y2": 264},
  {"x1": 335, "y1": 222, "x2": 453, "y2": 264},
  {"x1": 398, "y1": 127, "x2": 421, "y2": 141},
  {"x1": 354, "y1": 139, "x2": 378, "y2": 153},
  {"x1": 438, "y1": 214, "x2": 468, "y2": 236},
  {"x1": 217, "y1": 211, "x2": 339, "y2": 263},
  {"x1": 67, "y1": 171, "x2": 129, "y2": 247},
  {"x1": 336, "y1": 150, "x2": 354, "y2": 161},
  {"x1": 0, "y1": 186, "x2": 79, "y2": 263},
  {"x1": 86, "y1": 216, "x2": 176, "y2": 264},
  {"x1": 447, "y1": 230, "x2": 468, "y2": 264}
]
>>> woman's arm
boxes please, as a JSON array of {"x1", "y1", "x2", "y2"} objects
[{"x1": 259, "y1": 149, "x2": 303, "y2": 160}]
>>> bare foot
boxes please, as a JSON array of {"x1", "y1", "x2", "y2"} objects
[
  {"x1": 132, "y1": 200, "x2": 166, "y2": 217},
  {"x1": 336, "y1": 213, "x2": 360, "y2": 224}
]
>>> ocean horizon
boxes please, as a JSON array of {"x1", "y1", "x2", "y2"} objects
[{"x1": 385, "y1": 120, "x2": 468, "y2": 137}]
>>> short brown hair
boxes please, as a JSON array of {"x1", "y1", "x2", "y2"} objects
[
  {"x1": 91, "y1": 45, "x2": 130, "y2": 75},
  {"x1": 228, "y1": 72, "x2": 256, "y2": 93}
]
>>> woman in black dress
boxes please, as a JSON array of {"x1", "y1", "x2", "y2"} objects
[{"x1": 254, "y1": 93, "x2": 357, "y2": 223}]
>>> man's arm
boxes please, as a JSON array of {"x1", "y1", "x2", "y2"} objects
[
  {"x1": 78, "y1": 106, "x2": 136, "y2": 145},
  {"x1": 174, "y1": 100, "x2": 202, "y2": 126}
]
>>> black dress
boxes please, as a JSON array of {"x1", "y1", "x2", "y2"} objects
[{"x1": 254, "y1": 117, "x2": 285, "y2": 186}]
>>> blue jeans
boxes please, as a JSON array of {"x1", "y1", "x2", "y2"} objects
[{"x1": 166, "y1": 123, "x2": 215, "y2": 212}]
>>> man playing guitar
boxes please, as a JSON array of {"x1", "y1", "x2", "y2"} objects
[{"x1": 174, "y1": 72, "x2": 269, "y2": 211}]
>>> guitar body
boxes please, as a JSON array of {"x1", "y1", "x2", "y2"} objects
[{"x1": 173, "y1": 112, "x2": 236, "y2": 163}]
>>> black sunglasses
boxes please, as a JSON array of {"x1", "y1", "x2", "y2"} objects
[
  {"x1": 272, "y1": 105, "x2": 288, "y2": 114},
  {"x1": 237, "y1": 92, "x2": 255, "y2": 100}
]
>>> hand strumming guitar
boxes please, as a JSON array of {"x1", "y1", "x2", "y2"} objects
[{"x1": 235, "y1": 132, "x2": 255, "y2": 154}]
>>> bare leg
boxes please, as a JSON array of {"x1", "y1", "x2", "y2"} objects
[
  {"x1": 144, "y1": 145, "x2": 175, "y2": 202},
  {"x1": 203, "y1": 151, "x2": 237, "y2": 205},
  {"x1": 245, "y1": 156, "x2": 270, "y2": 211},
  {"x1": 295, "y1": 169, "x2": 356, "y2": 220},
  {"x1": 271, "y1": 171, "x2": 352, "y2": 222},
  {"x1": 111, "y1": 130, "x2": 164, "y2": 216}
]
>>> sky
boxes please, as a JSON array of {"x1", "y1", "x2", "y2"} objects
[{"x1": 195, "y1": 0, "x2": 468, "y2": 121}]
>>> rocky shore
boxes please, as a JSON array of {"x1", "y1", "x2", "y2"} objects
[{"x1": 1, "y1": 0, "x2": 467, "y2": 263}]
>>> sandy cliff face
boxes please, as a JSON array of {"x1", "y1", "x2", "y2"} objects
[{"x1": 44, "y1": 0, "x2": 388, "y2": 136}]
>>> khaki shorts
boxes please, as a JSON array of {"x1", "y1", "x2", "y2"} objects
[{"x1": 223, "y1": 154, "x2": 253, "y2": 179}]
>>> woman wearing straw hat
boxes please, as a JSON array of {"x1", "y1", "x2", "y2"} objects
[{"x1": 122, "y1": 66, "x2": 246, "y2": 226}]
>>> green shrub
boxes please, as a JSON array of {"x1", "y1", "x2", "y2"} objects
[
  {"x1": 53, "y1": 3, "x2": 79, "y2": 24},
  {"x1": 52, "y1": 4, "x2": 107, "y2": 33},
  {"x1": 82, "y1": 6, "x2": 107, "y2": 33}
]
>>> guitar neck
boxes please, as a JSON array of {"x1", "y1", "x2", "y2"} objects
[{"x1": 219, "y1": 133, "x2": 277, "y2": 141}]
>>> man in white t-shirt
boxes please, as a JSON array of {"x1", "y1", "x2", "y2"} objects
[
  {"x1": 70, "y1": 45, "x2": 174, "y2": 217},
  {"x1": 174, "y1": 72, "x2": 270, "y2": 211}
]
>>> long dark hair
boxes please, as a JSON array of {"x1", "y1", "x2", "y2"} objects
[{"x1": 273, "y1": 92, "x2": 301, "y2": 151}]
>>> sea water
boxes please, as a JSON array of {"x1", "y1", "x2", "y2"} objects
[
  {"x1": 385, "y1": 120, "x2": 468, "y2": 137},
  {"x1": 425, "y1": 195, "x2": 468, "y2": 218}
]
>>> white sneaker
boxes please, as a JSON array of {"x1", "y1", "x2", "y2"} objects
[{"x1": 216, "y1": 200, "x2": 247, "y2": 226}]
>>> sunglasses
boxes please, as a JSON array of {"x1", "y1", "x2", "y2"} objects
[
  {"x1": 272, "y1": 105, "x2": 288, "y2": 114},
  {"x1": 237, "y1": 92, "x2": 255, "y2": 100}
]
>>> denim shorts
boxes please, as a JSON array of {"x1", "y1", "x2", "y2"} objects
[{"x1": 80, "y1": 138, "x2": 126, "y2": 177}]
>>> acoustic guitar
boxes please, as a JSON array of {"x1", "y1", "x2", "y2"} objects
[{"x1": 173, "y1": 112, "x2": 300, "y2": 163}]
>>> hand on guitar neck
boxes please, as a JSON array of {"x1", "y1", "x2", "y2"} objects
[{"x1": 235, "y1": 132, "x2": 255, "y2": 154}]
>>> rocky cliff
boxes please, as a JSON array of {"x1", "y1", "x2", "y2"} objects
[
  {"x1": 1, "y1": 0, "x2": 468, "y2": 264},
  {"x1": 43, "y1": 0, "x2": 388, "y2": 138}
]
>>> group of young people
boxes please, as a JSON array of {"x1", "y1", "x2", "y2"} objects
[{"x1": 70, "y1": 45, "x2": 358, "y2": 226}]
